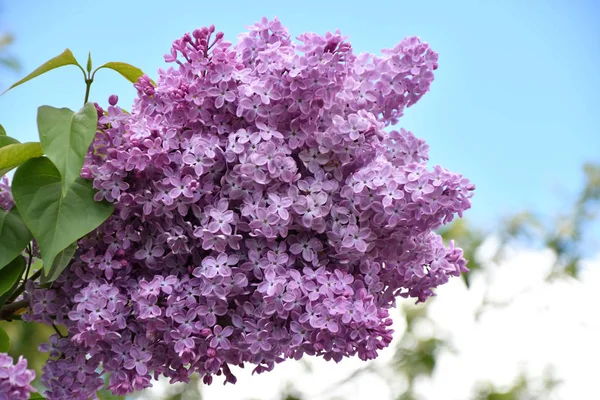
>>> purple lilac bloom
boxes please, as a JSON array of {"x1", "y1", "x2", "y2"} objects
[
  {"x1": 15, "y1": 17, "x2": 473, "y2": 400},
  {"x1": 0, "y1": 353, "x2": 36, "y2": 400}
]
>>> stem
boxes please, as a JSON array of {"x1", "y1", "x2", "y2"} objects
[
  {"x1": 76, "y1": 63, "x2": 87, "y2": 82},
  {"x1": 23, "y1": 244, "x2": 33, "y2": 281},
  {"x1": 52, "y1": 324, "x2": 64, "y2": 338},
  {"x1": 83, "y1": 78, "x2": 93, "y2": 104}
]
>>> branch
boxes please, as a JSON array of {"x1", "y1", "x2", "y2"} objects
[
  {"x1": 0, "y1": 267, "x2": 42, "y2": 320},
  {"x1": 0, "y1": 299, "x2": 29, "y2": 321}
]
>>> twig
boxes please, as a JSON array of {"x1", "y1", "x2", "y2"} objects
[
  {"x1": 52, "y1": 324, "x2": 64, "y2": 338},
  {"x1": 6, "y1": 269, "x2": 42, "y2": 304}
]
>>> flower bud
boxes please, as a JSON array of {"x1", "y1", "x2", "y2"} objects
[
  {"x1": 80, "y1": 167, "x2": 92, "y2": 179},
  {"x1": 193, "y1": 29, "x2": 203, "y2": 39},
  {"x1": 201, "y1": 328, "x2": 212, "y2": 337},
  {"x1": 108, "y1": 94, "x2": 119, "y2": 106},
  {"x1": 94, "y1": 102, "x2": 104, "y2": 119}
]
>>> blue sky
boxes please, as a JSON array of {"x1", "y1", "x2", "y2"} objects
[{"x1": 1, "y1": 0, "x2": 598, "y2": 231}]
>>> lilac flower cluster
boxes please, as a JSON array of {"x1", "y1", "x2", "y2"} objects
[
  {"x1": 24, "y1": 18, "x2": 473, "y2": 399},
  {"x1": 0, "y1": 353, "x2": 36, "y2": 400}
]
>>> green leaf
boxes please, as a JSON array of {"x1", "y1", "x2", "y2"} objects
[
  {"x1": 41, "y1": 242, "x2": 77, "y2": 284},
  {"x1": 0, "y1": 326, "x2": 9, "y2": 352},
  {"x1": 0, "y1": 142, "x2": 44, "y2": 177},
  {"x1": 86, "y1": 52, "x2": 93, "y2": 74},
  {"x1": 12, "y1": 157, "x2": 114, "y2": 269},
  {"x1": 37, "y1": 103, "x2": 97, "y2": 195},
  {"x1": 2, "y1": 49, "x2": 82, "y2": 94},
  {"x1": 95, "y1": 61, "x2": 153, "y2": 85},
  {"x1": 0, "y1": 255, "x2": 25, "y2": 298},
  {"x1": 0, "y1": 208, "x2": 32, "y2": 270},
  {"x1": 29, "y1": 394, "x2": 45, "y2": 400},
  {"x1": 0, "y1": 136, "x2": 20, "y2": 147},
  {"x1": 0, "y1": 124, "x2": 6, "y2": 136}
]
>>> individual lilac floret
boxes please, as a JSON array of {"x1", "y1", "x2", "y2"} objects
[
  {"x1": 22, "y1": 17, "x2": 474, "y2": 400},
  {"x1": 0, "y1": 353, "x2": 36, "y2": 400}
]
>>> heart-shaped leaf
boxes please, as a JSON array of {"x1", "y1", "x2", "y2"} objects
[
  {"x1": 0, "y1": 124, "x2": 6, "y2": 136},
  {"x1": 11, "y1": 157, "x2": 114, "y2": 269},
  {"x1": 41, "y1": 241, "x2": 77, "y2": 284},
  {"x1": 0, "y1": 208, "x2": 32, "y2": 270},
  {"x1": 0, "y1": 142, "x2": 44, "y2": 177},
  {"x1": 2, "y1": 49, "x2": 82, "y2": 95},
  {"x1": 37, "y1": 103, "x2": 97, "y2": 195}
]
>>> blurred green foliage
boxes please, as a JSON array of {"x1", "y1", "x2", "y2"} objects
[
  {"x1": 474, "y1": 368, "x2": 562, "y2": 400},
  {"x1": 0, "y1": 33, "x2": 20, "y2": 72},
  {"x1": 496, "y1": 163, "x2": 600, "y2": 281}
]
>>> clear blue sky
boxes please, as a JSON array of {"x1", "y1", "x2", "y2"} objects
[{"x1": 1, "y1": 0, "x2": 598, "y2": 231}]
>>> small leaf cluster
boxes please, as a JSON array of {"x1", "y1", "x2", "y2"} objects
[
  {"x1": 0, "y1": 103, "x2": 113, "y2": 287},
  {"x1": 0, "y1": 47, "x2": 151, "y2": 399},
  {"x1": 0, "y1": 48, "x2": 150, "y2": 285}
]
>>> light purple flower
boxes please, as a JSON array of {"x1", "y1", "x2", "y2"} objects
[
  {"x1": 341, "y1": 225, "x2": 372, "y2": 252},
  {"x1": 210, "y1": 325, "x2": 234, "y2": 349}
]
